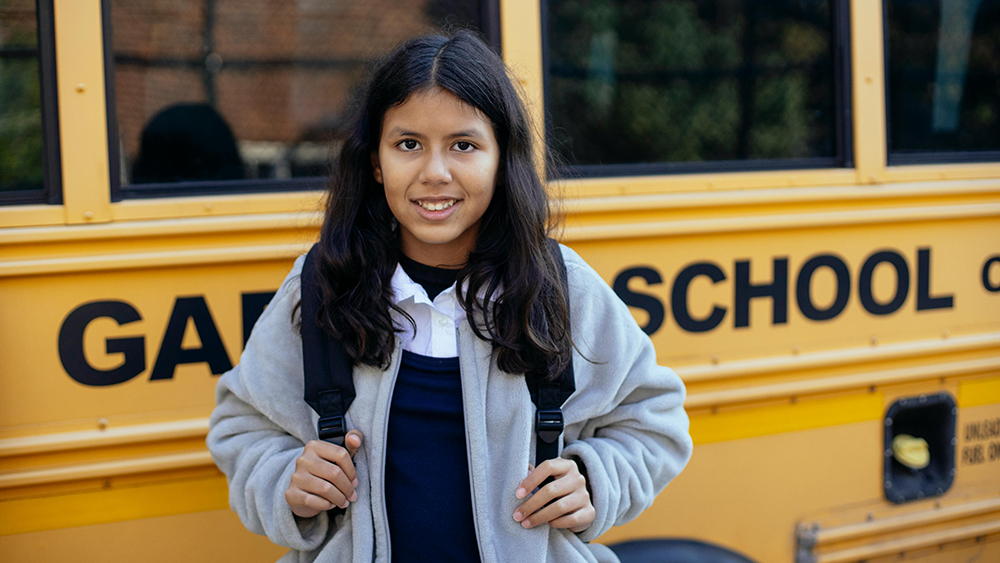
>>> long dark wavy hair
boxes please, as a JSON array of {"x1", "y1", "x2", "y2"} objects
[{"x1": 311, "y1": 31, "x2": 570, "y2": 378}]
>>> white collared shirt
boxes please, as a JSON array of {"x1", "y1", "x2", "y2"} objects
[{"x1": 391, "y1": 264, "x2": 463, "y2": 358}]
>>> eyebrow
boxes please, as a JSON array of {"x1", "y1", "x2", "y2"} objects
[
  {"x1": 447, "y1": 130, "x2": 487, "y2": 140},
  {"x1": 385, "y1": 127, "x2": 487, "y2": 140}
]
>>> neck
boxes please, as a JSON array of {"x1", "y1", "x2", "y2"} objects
[{"x1": 399, "y1": 230, "x2": 476, "y2": 268}]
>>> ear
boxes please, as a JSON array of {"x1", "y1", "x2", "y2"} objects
[{"x1": 371, "y1": 152, "x2": 383, "y2": 184}]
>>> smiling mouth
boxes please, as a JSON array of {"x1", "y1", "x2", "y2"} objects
[{"x1": 415, "y1": 199, "x2": 457, "y2": 211}]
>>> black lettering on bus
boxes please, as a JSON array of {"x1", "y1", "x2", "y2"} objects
[
  {"x1": 962, "y1": 444, "x2": 985, "y2": 465},
  {"x1": 58, "y1": 301, "x2": 146, "y2": 387},
  {"x1": 984, "y1": 255, "x2": 1000, "y2": 293},
  {"x1": 734, "y1": 258, "x2": 788, "y2": 328},
  {"x1": 859, "y1": 250, "x2": 909, "y2": 315},
  {"x1": 795, "y1": 254, "x2": 850, "y2": 321},
  {"x1": 916, "y1": 248, "x2": 954, "y2": 310},
  {"x1": 242, "y1": 291, "x2": 277, "y2": 346},
  {"x1": 612, "y1": 267, "x2": 665, "y2": 336},
  {"x1": 150, "y1": 296, "x2": 233, "y2": 380},
  {"x1": 671, "y1": 262, "x2": 727, "y2": 333}
]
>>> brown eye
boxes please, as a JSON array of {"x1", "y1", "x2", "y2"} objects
[
  {"x1": 400, "y1": 140, "x2": 419, "y2": 150},
  {"x1": 455, "y1": 141, "x2": 473, "y2": 151}
]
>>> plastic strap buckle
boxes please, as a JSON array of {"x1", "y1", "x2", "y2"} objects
[
  {"x1": 318, "y1": 415, "x2": 346, "y2": 446},
  {"x1": 535, "y1": 408, "x2": 564, "y2": 444}
]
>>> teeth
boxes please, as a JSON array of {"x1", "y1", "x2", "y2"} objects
[{"x1": 417, "y1": 199, "x2": 456, "y2": 211}]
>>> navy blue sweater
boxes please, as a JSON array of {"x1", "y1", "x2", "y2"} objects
[{"x1": 384, "y1": 258, "x2": 479, "y2": 561}]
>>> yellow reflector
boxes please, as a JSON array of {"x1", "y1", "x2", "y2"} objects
[{"x1": 892, "y1": 434, "x2": 930, "y2": 469}]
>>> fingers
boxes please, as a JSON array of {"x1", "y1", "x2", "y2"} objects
[
  {"x1": 285, "y1": 487, "x2": 332, "y2": 518},
  {"x1": 298, "y1": 447, "x2": 357, "y2": 501},
  {"x1": 286, "y1": 439, "x2": 362, "y2": 518},
  {"x1": 518, "y1": 489, "x2": 591, "y2": 529},
  {"x1": 513, "y1": 458, "x2": 594, "y2": 531},
  {"x1": 287, "y1": 472, "x2": 348, "y2": 511},
  {"x1": 550, "y1": 504, "x2": 597, "y2": 533},
  {"x1": 515, "y1": 458, "x2": 569, "y2": 499},
  {"x1": 513, "y1": 464, "x2": 582, "y2": 524},
  {"x1": 345, "y1": 430, "x2": 363, "y2": 458},
  {"x1": 305, "y1": 439, "x2": 359, "y2": 485}
]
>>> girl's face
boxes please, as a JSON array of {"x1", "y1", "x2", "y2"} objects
[{"x1": 373, "y1": 87, "x2": 500, "y2": 267}]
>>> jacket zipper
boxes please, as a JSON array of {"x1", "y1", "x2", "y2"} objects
[
  {"x1": 458, "y1": 326, "x2": 488, "y2": 563},
  {"x1": 376, "y1": 346, "x2": 403, "y2": 563}
]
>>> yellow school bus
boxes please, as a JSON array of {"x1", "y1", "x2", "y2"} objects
[{"x1": 1, "y1": 0, "x2": 998, "y2": 561}]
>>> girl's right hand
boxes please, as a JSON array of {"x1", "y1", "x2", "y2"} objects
[{"x1": 285, "y1": 430, "x2": 364, "y2": 518}]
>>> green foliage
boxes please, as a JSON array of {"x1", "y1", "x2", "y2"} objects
[
  {"x1": 0, "y1": 57, "x2": 44, "y2": 191},
  {"x1": 1, "y1": 13, "x2": 44, "y2": 192},
  {"x1": 547, "y1": 0, "x2": 835, "y2": 167}
]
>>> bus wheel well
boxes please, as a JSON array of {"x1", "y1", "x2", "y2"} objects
[{"x1": 608, "y1": 538, "x2": 758, "y2": 563}]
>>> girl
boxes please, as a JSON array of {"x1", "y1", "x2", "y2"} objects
[{"x1": 207, "y1": 31, "x2": 692, "y2": 563}]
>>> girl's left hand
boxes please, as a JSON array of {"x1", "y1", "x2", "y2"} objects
[{"x1": 513, "y1": 458, "x2": 595, "y2": 533}]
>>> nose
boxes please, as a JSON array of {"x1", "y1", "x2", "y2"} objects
[{"x1": 419, "y1": 149, "x2": 452, "y2": 185}]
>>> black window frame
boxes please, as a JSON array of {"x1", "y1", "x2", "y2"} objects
[
  {"x1": 102, "y1": 0, "x2": 502, "y2": 201},
  {"x1": 540, "y1": 0, "x2": 854, "y2": 180},
  {"x1": 0, "y1": 0, "x2": 63, "y2": 206},
  {"x1": 883, "y1": 0, "x2": 1000, "y2": 166}
]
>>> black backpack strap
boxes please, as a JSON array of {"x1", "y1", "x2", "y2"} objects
[
  {"x1": 527, "y1": 239, "x2": 576, "y2": 466},
  {"x1": 301, "y1": 245, "x2": 356, "y2": 446},
  {"x1": 301, "y1": 240, "x2": 574, "y2": 463}
]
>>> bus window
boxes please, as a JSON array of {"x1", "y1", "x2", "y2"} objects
[
  {"x1": 0, "y1": 0, "x2": 58, "y2": 205},
  {"x1": 105, "y1": 0, "x2": 499, "y2": 199},
  {"x1": 886, "y1": 0, "x2": 1000, "y2": 163},
  {"x1": 543, "y1": 0, "x2": 850, "y2": 177}
]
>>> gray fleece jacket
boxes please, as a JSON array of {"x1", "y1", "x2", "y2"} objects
[{"x1": 207, "y1": 245, "x2": 692, "y2": 563}]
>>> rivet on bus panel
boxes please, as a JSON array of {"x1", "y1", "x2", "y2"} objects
[
  {"x1": 710, "y1": 354, "x2": 719, "y2": 365},
  {"x1": 76, "y1": 83, "x2": 85, "y2": 92},
  {"x1": 84, "y1": 211, "x2": 94, "y2": 220},
  {"x1": 205, "y1": 202, "x2": 213, "y2": 211},
  {"x1": 865, "y1": 75, "x2": 873, "y2": 84},
  {"x1": 942, "y1": 329, "x2": 949, "y2": 338},
  {"x1": 869, "y1": 335, "x2": 878, "y2": 346},
  {"x1": 205, "y1": 53, "x2": 224, "y2": 74},
  {"x1": 792, "y1": 345, "x2": 800, "y2": 355},
  {"x1": 97, "y1": 417, "x2": 108, "y2": 430}
]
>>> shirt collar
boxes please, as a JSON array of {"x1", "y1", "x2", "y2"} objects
[
  {"x1": 389, "y1": 263, "x2": 497, "y2": 306},
  {"x1": 390, "y1": 264, "x2": 452, "y2": 307}
]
